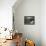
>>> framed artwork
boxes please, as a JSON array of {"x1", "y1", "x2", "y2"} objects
[{"x1": 24, "y1": 16, "x2": 35, "y2": 25}]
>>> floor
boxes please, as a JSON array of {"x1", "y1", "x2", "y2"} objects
[{"x1": 0, "y1": 39, "x2": 16, "y2": 46}]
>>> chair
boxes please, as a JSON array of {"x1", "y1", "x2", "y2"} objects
[{"x1": 25, "y1": 40, "x2": 35, "y2": 46}]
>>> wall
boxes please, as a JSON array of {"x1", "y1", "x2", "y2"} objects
[
  {"x1": 0, "y1": 0, "x2": 16, "y2": 30},
  {"x1": 41, "y1": 0, "x2": 46, "y2": 46},
  {"x1": 13, "y1": 0, "x2": 41, "y2": 46}
]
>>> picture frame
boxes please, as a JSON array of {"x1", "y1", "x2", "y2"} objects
[{"x1": 24, "y1": 16, "x2": 35, "y2": 25}]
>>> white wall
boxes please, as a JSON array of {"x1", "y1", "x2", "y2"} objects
[
  {"x1": 13, "y1": 0, "x2": 41, "y2": 46},
  {"x1": 13, "y1": 0, "x2": 46, "y2": 46},
  {"x1": 0, "y1": 0, "x2": 16, "y2": 29},
  {"x1": 41, "y1": 0, "x2": 46, "y2": 46}
]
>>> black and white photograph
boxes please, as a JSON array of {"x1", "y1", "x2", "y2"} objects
[{"x1": 24, "y1": 16, "x2": 35, "y2": 25}]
